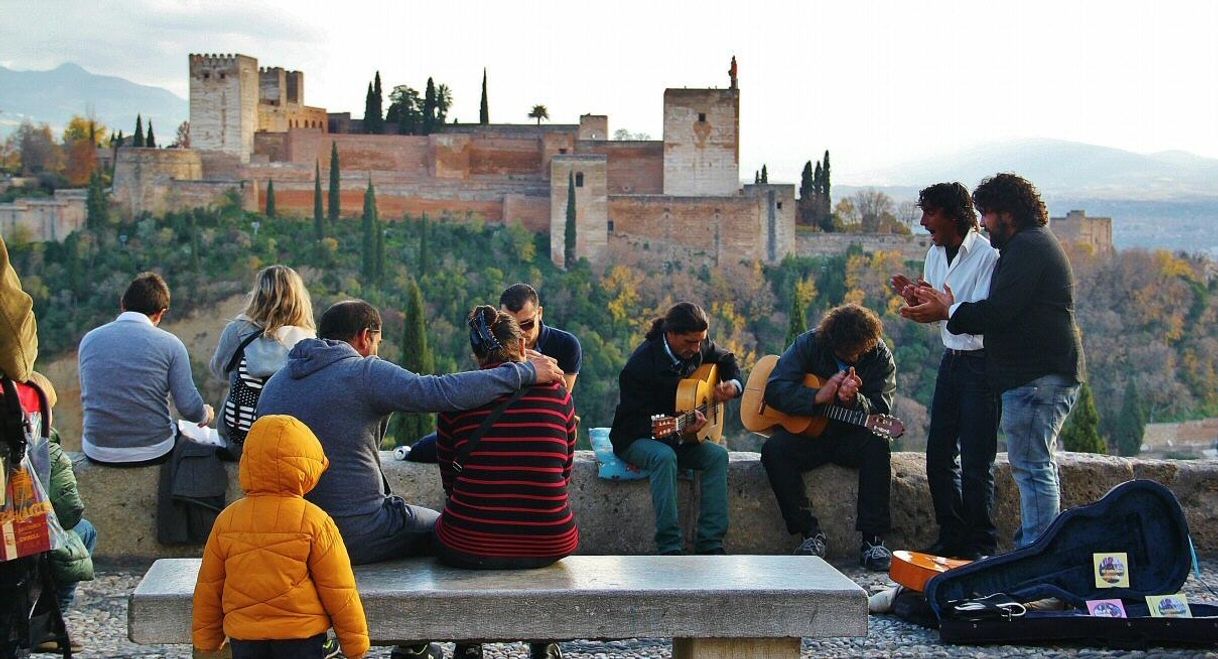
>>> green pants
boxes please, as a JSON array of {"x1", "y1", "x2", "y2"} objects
[{"x1": 622, "y1": 438, "x2": 729, "y2": 554}]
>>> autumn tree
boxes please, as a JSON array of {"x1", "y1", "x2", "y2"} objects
[
  {"x1": 171, "y1": 121, "x2": 190, "y2": 148},
  {"x1": 1060, "y1": 382, "x2": 1105, "y2": 453},
  {"x1": 327, "y1": 141, "x2": 340, "y2": 222},
  {"x1": 564, "y1": 171, "x2": 576, "y2": 268},
  {"x1": 14, "y1": 121, "x2": 62, "y2": 175},
  {"x1": 479, "y1": 68, "x2": 489, "y2": 125}
]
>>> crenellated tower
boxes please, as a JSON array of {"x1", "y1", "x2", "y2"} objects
[{"x1": 189, "y1": 53, "x2": 259, "y2": 161}]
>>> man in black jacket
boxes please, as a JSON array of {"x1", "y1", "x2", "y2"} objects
[
  {"x1": 904, "y1": 173, "x2": 1083, "y2": 549},
  {"x1": 610, "y1": 302, "x2": 741, "y2": 555},
  {"x1": 760, "y1": 304, "x2": 896, "y2": 571}
]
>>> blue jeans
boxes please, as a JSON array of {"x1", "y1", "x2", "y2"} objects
[
  {"x1": 56, "y1": 518, "x2": 98, "y2": 611},
  {"x1": 926, "y1": 351, "x2": 999, "y2": 553},
  {"x1": 1001, "y1": 374, "x2": 1079, "y2": 548},
  {"x1": 621, "y1": 438, "x2": 729, "y2": 554}
]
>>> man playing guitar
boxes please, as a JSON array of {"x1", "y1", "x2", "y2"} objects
[
  {"x1": 609, "y1": 302, "x2": 741, "y2": 555},
  {"x1": 760, "y1": 303, "x2": 897, "y2": 571}
]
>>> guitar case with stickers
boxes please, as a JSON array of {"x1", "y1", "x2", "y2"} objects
[{"x1": 925, "y1": 479, "x2": 1218, "y2": 648}]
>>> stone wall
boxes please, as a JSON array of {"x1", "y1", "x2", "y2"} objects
[
  {"x1": 796, "y1": 231, "x2": 931, "y2": 262},
  {"x1": 112, "y1": 148, "x2": 205, "y2": 217},
  {"x1": 550, "y1": 155, "x2": 608, "y2": 267},
  {"x1": 189, "y1": 54, "x2": 259, "y2": 162},
  {"x1": 73, "y1": 450, "x2": 1218, "y2": 561},
  {"x1": 578, "y1": 140, "x2": 664, "y2": 195},
  {"x1": 662, "y1": 88, "x2": 739, "y2": 196},
  {"x1": 1051, "y1": 210, "x2": 1113, "y2": 254},
  {"x1": 0, "y1": 189, "x2": 86, "y2": 243}
]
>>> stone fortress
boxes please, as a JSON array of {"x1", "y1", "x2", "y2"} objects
[{"x1": 110, "y1": 53, "x2": 797, "y2": 267}]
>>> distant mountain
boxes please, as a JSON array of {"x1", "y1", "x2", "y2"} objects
[
  {"x1": 860, "y1": 138, "x2": 1218, "y2": 200},
  {"x1": 0, "y1": 62, "x2": 186, "y2": 138}
]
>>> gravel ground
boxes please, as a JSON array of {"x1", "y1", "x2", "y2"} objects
[{"x1": 54, "y1": 558, "x2": 1218, "y2": 658}]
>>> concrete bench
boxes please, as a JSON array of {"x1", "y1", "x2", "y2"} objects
[{"x1": 130, "y1": 555, "x2": 867, "y2": 658}]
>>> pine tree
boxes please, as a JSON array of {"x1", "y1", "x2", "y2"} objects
[
  {"x1": 313, "y1": 160, "x2": 324, "y2": 240},
  {"x1": 85, "y1": 169, "x2": 108, "y2": 229},
  {"x1": 145, "y1": 120, "x2": 156, "y2": 148},
  {"x1": 760, "y1": 164, "x2": 768, "y2": 184},
  {"x1": 390, "y1": 278, "x2": 436, "y2": 445},
  {"x1": 423, "y1": 77, "x2": 437, "y2": 135},
  {"x1": 133, "y1": 115, "x2": 144, "y2": 147},
  {"x1": 786, "y1": 288, "x2": 808, "y2": 347},
  {"x1": 265, "y1": 180, "x2": 276, "y2": 218},
  {"x1": 328, "y1": 142, "x2": 341, "y2": 222},
  {"x1": 1060, "y1": 382, "x2": 1105, "y2": 453},
  {"x1": 479, "y1": 68, "x2": 489, "y2": 125},
  {"x1": 1114, "y1": 379, "x2": 1146, "y2": 457},
  {"x1": 362, "y1": 177, "x2": 378, "y2": 279},
  {"x1": 564, "y1": 171, "x2": 577, "y2": 268}
]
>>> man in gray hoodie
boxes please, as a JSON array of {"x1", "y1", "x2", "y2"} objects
[{"x1": 257, "y1": 299, "x2": 563, "y2": 565}]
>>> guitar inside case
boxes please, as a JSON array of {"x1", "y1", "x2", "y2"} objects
[{"x1": 924, "y1": 479, "x2": 1218, "y2": 647}]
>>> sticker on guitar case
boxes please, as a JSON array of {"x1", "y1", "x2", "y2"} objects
[
  {"x1": 1146, "y1": 594, "x2": 1192, "y2": 618},
  {"x1": 1093, "y1": 552, "x2": 1130, "y2": 588},
  {"x1": 1085, "y1": 599, "x2": 1127, "y2": 618}
]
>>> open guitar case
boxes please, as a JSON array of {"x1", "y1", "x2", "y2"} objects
[{"x1": 924, "y1": 479, "x2": 1218, "y2": 648}]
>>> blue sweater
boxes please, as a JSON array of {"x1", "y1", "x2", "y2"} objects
[
  {"x1": 256, "y1": 338, "x2": 537, "y2": 525},
  {"x1": 79, "y1": 312, "x2": 207, "y2": 462}
]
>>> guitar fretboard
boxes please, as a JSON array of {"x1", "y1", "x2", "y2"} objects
[{"x1": 823, "y1": 404, "x2": 868, "y2": 428}]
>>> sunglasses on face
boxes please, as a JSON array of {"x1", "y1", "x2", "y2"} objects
[{"x1": 518, "y1": 316, "x2": 538, "y2": 331}]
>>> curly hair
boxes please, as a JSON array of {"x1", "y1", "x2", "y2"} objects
[
  {"x1": 918, "y1": 182, "x2": 978, "y2": 236},
  {"x1": 815, "y1": 304, "x2": 883, "y2": 355},
  {"x1": 972, "y1": 173, "x2": 1048, "y2": 228}
]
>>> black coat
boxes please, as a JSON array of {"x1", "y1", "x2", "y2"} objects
[{"x1": 764, "y1": 329, "x2": 896, "y2": 429}]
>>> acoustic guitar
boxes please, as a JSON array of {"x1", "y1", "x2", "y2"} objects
[
  {"x1": 740, "y1": 354, "x2": 905, "y2": 441},
  {"x1": 649, "y1": 363, "x2": 725, "y2": 444},
  {"x1": 890, "y1": 550, "x2": 973, "y2": 592}
]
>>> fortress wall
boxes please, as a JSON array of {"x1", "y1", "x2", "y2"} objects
[
  {"x1": 112, "y1": 148, "x2": 205, "y2": 216},
  {"x1": 470, "y1": 136, "x2": 546, "y2": 177},
  {"x1": 608, "y1": 195, "x2": 775, "y2": 263},
  {"x1": 662, "y1": 88, "x2": 739, "y2": 196},
  {"x1": 795, "y1": 232, "x2": 931, "y2": 262},
  {"x1": 503, "y1": 194, "x2": 551, "y2": 232},
  {"x1": 0, "y1": 190, "x2": 86, "y2": 243},
  {"x1": 577, "y1": 140, "x2": 664, "y2": 194},
  {"x1": 266, "y1": 130, "x2": 431, "y2": 175}
]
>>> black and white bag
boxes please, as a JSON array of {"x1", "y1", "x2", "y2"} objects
[{"x1": 220, "y1": 331, "x2": 265, "y2": 446}]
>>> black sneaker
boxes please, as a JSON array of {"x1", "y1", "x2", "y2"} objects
[
  {"x1": 390, "y1": 643, "x2": 444, "y2": 659},
  {"x1": 321, "y1": 635, "x2": 345, "y2": 659},
  {"x1": 860, "y1": 536, "x2": 892, "y2": 572},
  {"x1": 529, "y1": 641, "x2": 563, "y2": 659},
  {"x1": 794, "y1": 531, "x2": 828, "y2": 558},
  {"x1": 455, "y1": 642, "x2": 484, "y2": 658}
]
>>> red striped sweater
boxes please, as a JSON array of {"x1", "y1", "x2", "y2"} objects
[{"x1": 434, "y1": 379, "x2": 579, "y2": 559}]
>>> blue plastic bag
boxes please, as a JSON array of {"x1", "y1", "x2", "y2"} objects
[{"x1": 588, "y1": 427, "x2": 650, "y2": 481}]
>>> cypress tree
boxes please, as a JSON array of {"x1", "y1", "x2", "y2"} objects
[
  {"x1": 375, "y1": 215, "x2": 385, "y2": 282},
  {"x1": 146, "y1": 120, "x2": 156, "y2": 148},
  {"x1": 362, "y1": 177, "x2": 378, "y2": 279},
  {"x1": 479, "y1": 68, "x2": 489, "y2": 125},
  {"x1": 418, "y1": 213, "x2": 430, "y2": 274},
  {"x1": 390, "y1": 278, "x2": 435, "y2": 445},
  {"x1": 86, "y1": 169, "x2": 108, "y2": 229},
  {"x1": 372, "y1": 71, "x2": 383, "y2": 134},
  {"x1": 133, "y1": 115, "x2": 144, "y2": 147},
  {"x1": 364, "y1": 82, "x2": 375, "y2": 134},
  {"x1": 786, "y1": 289, "x2": 808, "y2": 347},
  {"x1": 1114, "y1": 379, "x2": 1146, "y2": 456},
  {"x1": 760, "y1": 164, "x2": 768, "y2": 184},
  {"x1": 754, "y1": 170, "x2": 760, "y2": 184},
  {"x1": 821, "y1": 150, "x2": 832, "y2": 225},
  {"x1": 328, "y1": 142, "x2": 341, "y2": 222},
  {"x1": 265, "y1": 180, "x2": 276, "y2": 218},
  {"x1": 313, "y1": 160, "x2": 324, "y2": 240},
  {"x1": 564, "y1": 171, "x2": 577, "y2": 268},
  {"x1": 1060, "y1": 382, "x2": 1105, "y2": 453},
  {"x1": 423, "y1": 77, "x2": 437, "y2": 135}
]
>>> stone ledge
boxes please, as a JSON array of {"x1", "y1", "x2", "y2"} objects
[{"x1": 72, "y1": 449, "x2": 1218, "y2": 560}]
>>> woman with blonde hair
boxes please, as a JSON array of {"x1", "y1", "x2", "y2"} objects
[{"x1": 209, "y1": 265, "x2": 315, "y2": 457}]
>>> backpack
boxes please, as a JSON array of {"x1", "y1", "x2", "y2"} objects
[{"x1": 220, "y1": 331, "x2": 265, "y2": 446}]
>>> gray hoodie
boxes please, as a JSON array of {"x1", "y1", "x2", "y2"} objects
[{"x1": 256, "y1": 338, "x2": 536, "y2": 523}]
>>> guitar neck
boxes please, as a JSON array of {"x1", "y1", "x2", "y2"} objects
[
  {"x1": 822, "y1": 404, "x2": 868, "y2": 428},
  {"x1": 670, "y1": 403, "x2": 710, "y2": 434}
]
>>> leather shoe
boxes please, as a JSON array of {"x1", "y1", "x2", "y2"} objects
[
  {"x1": 529, "y1": 641, "x2": 563, "y2": 659},
  {"x1": 917, "y1": 540, "x2": 960, "y2": 557}
]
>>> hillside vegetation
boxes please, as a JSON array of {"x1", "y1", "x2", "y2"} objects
[{"x1": 7, "y1": 197, "x2": 1217, "y2": 455}]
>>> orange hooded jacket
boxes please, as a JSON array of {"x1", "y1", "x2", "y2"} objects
[{"x1": 192, "y1": 415, "x2": 369, "y2": 657}]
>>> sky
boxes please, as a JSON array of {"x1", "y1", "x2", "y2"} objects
[{"x1": 2, "y1": 0, "x2": 1216, "y2": 185}]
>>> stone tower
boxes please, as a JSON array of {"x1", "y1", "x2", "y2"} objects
[
  {"x1": 662, "y1": 78, "x2": 740, "y2": 196},
  {"x1": 189, "y1": 53, "x2": 259, "y2": 162},
  {"x1": 550, "y1": 155, "x2": 608, "y2": 268}
]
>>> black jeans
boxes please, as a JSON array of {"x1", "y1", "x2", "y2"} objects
[
  {"x1": 230, "y1": 632, "x2": 326, "y2": 659},
  {"x1": 926, "y1": 350, "x2": 1000, "y2": 553},
  {"x1": 760, "y1": 426, "x2": 892, "y2": 538}
]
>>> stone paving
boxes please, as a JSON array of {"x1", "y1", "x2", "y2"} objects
[{"x1": 54, "y1": 558, "x2": 1218, "y2": 658}]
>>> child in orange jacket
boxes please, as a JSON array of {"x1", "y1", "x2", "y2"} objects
[{"x1": 192, "y1": 414, "x2": 369, "y2": 659}]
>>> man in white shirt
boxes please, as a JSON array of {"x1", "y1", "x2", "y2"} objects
[{"x1": 891, "y1": 182, "x2": 999, "y2": 559}]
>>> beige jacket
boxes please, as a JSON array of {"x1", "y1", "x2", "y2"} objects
[{"x1": 0, "y1": 235, "x2": 37, "y2": 381}]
